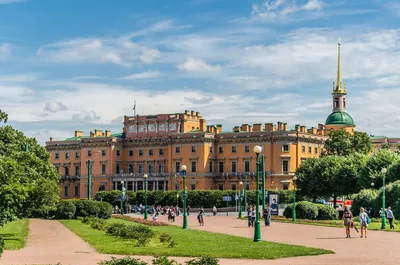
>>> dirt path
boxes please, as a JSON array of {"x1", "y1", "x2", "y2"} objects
[{"x1": 2, "y1": 216, "x2": 400, "y2": 265}]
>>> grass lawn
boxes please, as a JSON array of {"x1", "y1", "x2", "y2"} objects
[
  {"x1": 60, "y1": 218, "x2": 332, "y2": 260},
  {"x1": 0, "y1": 219, "x2": 29, "y2": 250}
]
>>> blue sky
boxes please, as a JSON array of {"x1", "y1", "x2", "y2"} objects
[{"x1": 1, "y1": 0, "x2": 400, "y2": 144}]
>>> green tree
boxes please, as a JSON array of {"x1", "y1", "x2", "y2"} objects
[
  {"x1": 334, "y1": 153, "x2": 368, "y2": 196},
  {"x1": 0, "y1": 110, "x2": 8, "y2": 123},
  {"x1": 323, "y1": 129, "x2": 372, "y2": 156},
  {"x1": 381, "y1": 142, "x2": 391, "y2": 150}
]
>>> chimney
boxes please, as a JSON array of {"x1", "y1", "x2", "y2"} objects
[
  {"x1": 318, "y1": 123, "x2": 324, "y2": 130},
  {"x1": 248, "y1": 125, "x2": 253, "y2": 132},
  {"x1": 200, "y1": 119, "x2": 206, "y2": 132},
  {"x1": 90, "y1": 131, "x2": 94, "y2": 138},
  {"x1": 277, "y1": 121, "x2": 283, "y2": 131},
  {"x1": 283, "y1": 123, "x2": 288, "y2": 131},
  {"x1": 311, "y1": 127, "x2": 317, "y2": 134},
  {"x1": 295, "y1": 125, "x2": 300, "y2": 132},
  {"x1": 50, "y1": 137, "x2": 53, "y2": 142},
  {"x1": 191, "y1": 110, "x2": 195, "y2": 116},
  {"x1": 233, "y1": 126, "x2": 240, "y2": 132},
  {"x1": 75, "y1": 131, "x2": 84, "y2": 137},
  {"x1": 216, "y1": 124, "x2": 222, "y2": 134},
  {"x1": 94, "y1": 129, "x2": 103, "y2": 137},
  {"x1": 253, "y1": 124, "x2": 262, "y2": 132},
  {"x1": 105, "y1": 130, "x2": 111, "y2": 137},
  {"x1": 185, "y1": 110, "x2": 190, "y2": 115},
  {"x1": 240, "y1": 124, "x2": 248, "y2": 132},
  {"x1": 196, "y1": 112, "x2": 200, "y2": 117},
  {"x1": 206, "y1": 125, "x2": 211, "y2": 132},
  {"x1": 264, "y1": 123, "x2": 273, "y2": 131},
  {"x1": 300, "y1": 126, "x2": 307, "y2": 133},
  {"x1": 272, "y1": 125, "x2": 276, "y2": 131}
]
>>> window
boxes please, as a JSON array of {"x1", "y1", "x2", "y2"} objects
[
  {"x1": 245, "y1": 145, "x2": 250, "y2": 153},
  {"x1": 129, "y1": 150, "x2": 134, "y2": 157},
  {"x1": 334, "y1": 98, "x2": 339, "y2": 108},
  {"x1": 210, "y1": 146, "x2": 213, "y2": 153},
  {"x1": 315, "y1": 147, "x2": 318, "y2": 154},
  {"x1": 191, "y1": 183, "x2": 196, "y2": 190},
  {"x1": 191, "y1": 161, "x2": 197, "y2": 172},
  {"x1": 99, "y1": 183, "x2": 106, "y2": 191},
  {"x1": 102, "y1": 164, "x2": 106, "y2": 174},
  {"x1": 128, "y1": 164, "x2": 134, "y2": 174},
  {"x1": 55, "y1": 153, "x2": 60, "y2": 159},
  {"x1": 149, "y1": 149, "x2": 154, "y2": 156},
  {"x1": 175, "y1": 146, "x2": 181, "y2": 154},
  {"x1": 74, "y1": 185, "x2": 79, "y2": 196},
  {"x1": 343, "y1": 98, "x2": 346, "y2": 108},
  {"x1": 139, "y1": 163, "x2": 144, "y2": 173},
  {"x1": 159, "y1": 163, "x2": 165, "y2": 173},
  {"x1": 282, "y1": 160, "x2": 289, "y2": 173},
  {"x1": 231, "y1": 184, "x2": 236, "y2": 190},
  {"x1": 219, "y1": 161, "x2": 224, "y2": 173},
  {"x1": 191, "y1": 146, "x2": 197, "y2": 153},
  {"x1": 244, "y1": 161, "x2": 250, "y2": 172},
  {"x1": 116, "y1": 150, "x2": 120, "y2": 156},
  {"x1": 283, "y1": 183, "x2": 289, "y2": 190},
  {"x1": 209, "y1": 161, "x2": 213, "y2": 172},
  {"x1": 55, "y1": 165, "x2": 59, "y2": 173},
  {"x1": 116, "y1": 164, "x2": 120, "y2": 174},
  {"x1": 218, "y1": 146, "x2": 223, "y2": 153},
  {"x1": 148, "y1": 163, "x2": 154, "y2": 173},
  {"x1": 75, "y1": 165, "x2": 80, "y2": 176},
  {"x1": 88, "y1": 150, "x2": 92, "y2": 157},
  {"x1": 139, "y1": 149, "x2": 143, "y2": 156},
  {"x1": 64, "y1": 186, "x2": 69, "y2": 196},
  {"x1": 245, "y1": 183, "x2": 250, "y2": 190},
  {"x1": 102, "y1": 149, "x2": 106, "y2": 156},
  {"x1": 302, "y1": 146, "x2": 306, "y2": 153},
  {"x1": 231, "y1": 146, "x2": 237, "y2": 153},
  {"x1": 75, "y1": 152, "x2": 80, "y2": 159},
  {"x1": 308, "y1": 146, "x2": 312, "y2": 154},
  {"x1": 175, "y1": 161, "x2": 181, "y2": 173},
  {"x1": 282, "y1": 145, "x2": 289, "y2": 152},
  {"x1": 175, "y1": 183, "x2": 180, "y2": 191},
  {"x1": 231, "y1": 161, "x2": 237, "y2": 172},
  {"x1": 159, "y1": 148, "x2": 164, "y2": 155},
  {"x1": 64, "y1": 167, "x2": 69, "y2": 176},
  {"x1": 65, "y1": 152, "x2": 70, "y2": 159},
  {"x1": 218, "y1": 184, "x2": 224, "y2": 190}
]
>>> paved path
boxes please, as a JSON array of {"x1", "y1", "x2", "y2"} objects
[{"x1": 1, "y1": 217, "x2": 400, "y2": 265}]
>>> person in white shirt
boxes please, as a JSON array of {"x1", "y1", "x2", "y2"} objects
[
  {"x1": 386, "y1": 207, "x2": 395, "y2": 229},
  {"x1": 359, "y1": 207, "x2": 369, "y2": 238}
]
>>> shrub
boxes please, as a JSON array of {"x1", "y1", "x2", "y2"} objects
[
  {"x1": 90, "y1": 218, "x2": 107, "y2": 231},
  {"x1": 186, "y1": 257, "x2": 219, "y2": 265},
  {"x1": 316, "y1": 204, "x2": 339, "y2": 220},
  {"x1": 376, "y1": 180, "x2": 400, "y2": 218},
  {"x1": 295, "y1": 201, "x2": 318, "y2": 220},
  {"x1": 0, "y1": 234, "x2": 4, "y2": 256},
  {"x1": 152, "y1": 256, "x2": 180, "y2": 265},
  {"x1": 56, "y1": 201, "x2": 76, "y2": 219},
  {"x1": 106, "y1": 223, "x2": 129, "y2": 237},
  {"x1": 283, "y1": 204, "x2": 293, "y2": 219},
  {"x1": 105, "y1": 222, "x2": 155, "y2": 245},
  {"x1": 80, "y1": 200, "x2": 100, "y2": 217},
  {"x1": 351, "y1": 189, "x2": 378, "y2": 217},
  {"x1": 168, "y1": 240, "x2": 177, "y2": 248},
  {"x1": 159, "y1": 233, "x2": 172, "y2": 243},
  {"x1": 98, "y1": 201, "x2": 113, "y2": 219},
  {"x1": 113, "y1": 215, "x2": 168, "y2": 226},
  {"x1": 99, "y1": 257, "x2": 147, "y2": 265},
  {"x1": 30, "y1": 206, "x2": 56, "y2": 219},
  {"x1": 70, "y1": 200, "x2": 112, "y2": 219}
]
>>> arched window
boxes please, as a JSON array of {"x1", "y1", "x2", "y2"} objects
[
  {"x1": 334, "y1": 98, "x2": 339, "y2": 108},
  {"x1": 343, "y1": 98, "x2": 346, "y2": 108}
]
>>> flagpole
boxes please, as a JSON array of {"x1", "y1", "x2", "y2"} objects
[{"x1": 133, "y1": 100, "x2": 136, "y2": 116}]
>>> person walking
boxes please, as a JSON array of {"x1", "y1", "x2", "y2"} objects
[
  {"x1": 198, "y1": 207, "x2": 205, "y2": 226},
  {"x1": 251, "y1": 207, "x2": 256, "y2": 227},
  {"x1": 213, "y1": 205, "x2": 217, "y2": 216},
  {"x1": 264, "y1": 204, "x2": 271, "y2": 227},
  {"x1": 386, "y1": 206, "x2": 395, "y2": 229},
  {"x1": 187, "y1": 205, "x2": 191, "y2": 216},
  {"x1": 359, "y1": 207, "x2": 369, "y2": 238},
  {"x1": 247, "y1": 207, "x2": 252, "y2": 227},
  {"x1": 343, "y1": 206, "x2": 353, "y2": 238}
]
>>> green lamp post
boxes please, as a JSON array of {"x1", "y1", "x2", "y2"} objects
[
  {"x1": 292, "y1": 175, "x2": 297, "y2": 222},
  {"x1": 381, "y1": 167, "x2": 387, "y2": 229},
  {"x1": 87, "y1": 160, "x2": 92, "y2": 201},
  {"x1": 181, "y1": 165, "x2": 188, "y2": 229},
  {"x1": 238, "y1": 181, "x2": 244, "y2": 218},
  {"x1": 144, "y1": 174, "x2": 148, "y2": 220},
  {"x1": 243, "y1": 176, "x2": 248, "y2": 212},
  {"x1": 121, "y1": 181, "x2": 125, "y2": 215},
  {"x1": 253, "y1": 145, "x2": 262, "y2": 242},
  {"x1": 261, "y1": 154, "x2": 266, "y2": 213}
]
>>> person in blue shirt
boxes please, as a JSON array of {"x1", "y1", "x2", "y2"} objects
[{"x1": 386, "y1": 206, "x2": 395, "y2": 229}]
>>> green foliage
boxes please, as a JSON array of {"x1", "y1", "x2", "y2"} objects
[
  {"x1": 89, "y1": 218, "x2": 107, "y2": 231},
  {"x1": 283, "y1": 204, "x2": 293, "y2": 219},
  {"x1": 104, "y1": 222, "x2": 155, "y2": 246},
  {"x1": 168, "y1": 240, "x2": 177, "y2": 248},
  {"x1": 69, "y1": 200, "x2": 112, "y2": 219},
  {"x1": 30, "y1": 206, "x2": 56, "y2": 219},
  {"x1": 56, "y1": 201, "x2": 76, "y2": 219},
  {"x1": 351, "y1": 189, "x2": 378, "y2": 216},
  {"x1": 98, "y1": 256, "x2": 219, "y2": 265},
  {"x1": 323, "y1": 129, "x2": 372, "y2": 156},
  {"x1": 0, "y1": 110, "x2": 8, "y2": 123},
  {"x1": 99, "y1": 256, "x2": 147, "y2": 265},
  {"x1": 316, "y1": 204, "x2": 338, "y2": 220},
  {"x1": 387, "y1": 161, "x2": 400, "y2": 183},
  {"x1": 159, "y1": 233, "x2": 172, "y2": 243},
  {"x1": 295, "y1": 201, "x2": 319, "y2": 220},
  {"x1": 0, "y1": 234, "x2": 4, "y2": 256},
  {"x1": 185, "y1": 257, "x2": 219, "y2": 265},
  {"x1": 152, "y1": 256, "x2": 180, "y2": 265},
  {"x1": 375, "y1": 180, "x2": 400, "y2": 218}
]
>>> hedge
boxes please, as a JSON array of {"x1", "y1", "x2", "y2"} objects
[
  {"x1": 316, "y1": 204, "x2": 339, "y2": 220},
  {"x1": 283, "y1": 201, "x2": 337, "y2": 220},
  {"x1": 351, "y1": 189, "x2": 378, "y2": 217},
  {"x1": 0, "y1": 234, "x2": 4, "y2": 257},
  {"x1": 55, "y1": 201, "x2": 76, "y2": 219},
  {"x1": 95, "y1": 190, "x2": 295, "y2": 208}
]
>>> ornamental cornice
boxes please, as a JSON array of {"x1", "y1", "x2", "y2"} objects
[
  {"x1": 46, "y1": 145, "x2": 81, "y2": 151},
  {"x1": 123, "y1": 142, "x2": 169, "y2": 148},
  {"x1": 170, "y1": 138, "x2": 213, "y2": 144},
  {"x1": 80, "y1": 142, "x2": 110, "y2": 148},
  {"x1": 217, "y1": 137, "x2": 272, "y2": 144}
]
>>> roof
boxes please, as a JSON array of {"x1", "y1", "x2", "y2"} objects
[
  {"x1": 325, "y1": 111, "x2": 355, "y2": 126},
  {"x1": 64, "y1": 132, "x2": 125, "y2": 141}
]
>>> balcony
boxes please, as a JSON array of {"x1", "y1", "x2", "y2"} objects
[
  {"x1": 60, "y1": 175, "x2": 80, "y2": 181},
  {"x1": 111, "y1": 173, "x2": 170, "y2": 178}
]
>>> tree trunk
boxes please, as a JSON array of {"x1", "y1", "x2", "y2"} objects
[{"x1": 333, "y1": 195, "x2": 337, "y2": 209}]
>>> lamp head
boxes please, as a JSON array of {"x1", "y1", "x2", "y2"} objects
[
  {"x1": 253, "y1": 145, "x2": 262, "y2": 154},
  {"x1": 293, "y1": 176, "x2": 297, "y2": 181},
  {"x1": 181, "y1": 165, "x2": 187, "y2": 171},
  {"x1": 143, "y1": 174, "x2": 148, "y2": 179},
  {"x1": 371, "y1": 182, "x2": 375, "y2": 187},
  {"x1": 381, "y1": 168, "x2": 387, "y2": 174},
  {"x1": 239, "y1": 181, "x2": 243, "y2": 185},
  {"x1": 121, "y1": 181, "x2": 124, "y2": 184}
]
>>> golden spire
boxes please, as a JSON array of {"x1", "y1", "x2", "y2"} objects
[{"x1": 333, "y1": 37, "x2": 346, "y2": 94}]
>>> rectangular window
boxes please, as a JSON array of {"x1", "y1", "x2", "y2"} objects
[
  {"x1": 55, "y1": 153, "x2": 60, "y2": 159},
  {"x1": 159, "y1": 163, "x2": 165, "y2": 173},
  {"x1": 102, "y1": 149, "x2": 106, "y2": 156},
  {"x1": 129, "y1": 150, "x2": 134, "y2": 157},
  {"x1": 175, "y1": 183, "x2": 180, "y2": 191},
  {"x1": 128, "y1": 164, "x2": 134, "y2": 174},
  {"x1": 148, "y1": 163, "x2": 154, "y2": 173},
  {"x1": 75, "y1": 152, "x2": 80, "y2": 159},
  {"x1": 101, "y1": 164, "x2": 106, "y2": 175},
  {"x1": 75, "y1": 165, "x2": 80, "y2": 176},
  {"x1": 74, "y1": 185, "x2": 79, "y2": 196},
  {"x1": 245, "y1": 183, "x2": 250, "y2": 190},
  {"x1": 244, "y1": 161, "x2": 250, "y2": 172},
  {"x1": 191, "y1": 146, "x2": 197, "y2": 153},
  {"x1": 218, "y1": 184, "x2": 224, "y2": 190},
  {"x1": 116, "y1": 164, "x2": 120, "y2": 174},
  {"x1": 64, "y1": 186, "x2": 69, "y2": 196},
  {"x1": 175, "y1": 146, "x2": 181, "y2": 154},
  {"x1": 139, "y1": 164, "x2": 144, "y2": 174},
  {"x1": 175, "y1": 161, "x2": 181, "y2": 173},
  {"x1": 282, "y1": 160, "x2": 289, "y2": 173},
  {"x1": 219, "y1": 161, "x2": 224, "y2": 173},
  {"x1": 282, "y1": 145, "x2": 289, "y2": 152},
  {"x1": 210, "y1": 146, "x2": 213, "y2": 153},
  {"x1": 245, "y1": 145, "x2": 250, "y2": 153},
  {"x1": 64, "y1": 167, "x2": 69, "y2": 176},
  {"x1": 231, "y1": 161, "x2": 237, "y2": 172},
  {"x1": 283, "y1": 183, "x2": 289, "y2": 190},
  {"x1": 308, "y1": 146, "x2": 312, "y2": 154},
  {"x1": 149, "y1": 149, "x2": 154, "y2": 156},
  {"x1": 139, "y1": 149, "x2": 143, "y2": 156},
  {"x1": 209, "y1": 161, "x2": 213, "y2": 173},
  {"x1": 55, "y1": 165, "x2": 59, "y2": 173},
  {"x1": 65, "y1": 152, "x2": 70, "y2": 159},
  {"x1": 88, "y1": 150, "x2": 92, "y2": 157},
  {"x1": 315, "y1": 147, "x2": 318, "y2": 154},
  {"x1": 191, "y1": 183, "x2": 196, "y2": 190},
  {"x1": 231, "y1": 146, "x2": 237, "y2": 153},
  {"x1": 302, "y1": 146, "x2": 306, "y2": 153},
  {"x1": 218, "y1": 146, "x2": 223, "y2": 153},
  {"x1": 116, "y1": 150, "x2": 120, "y2": 156},
  {"x1": 191, "y1": 161, "x2": 197, "y2": 173},
  {"x1": 231, "y1": 184, "x2": 236, "y2": 190},
  {"x1": 159, "y1": 148, "x2": 164, "y2": 155}
]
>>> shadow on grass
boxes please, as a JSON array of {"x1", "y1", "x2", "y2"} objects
[{"x1": 1, "y1": 233, "x2": 22, "y2": 242}]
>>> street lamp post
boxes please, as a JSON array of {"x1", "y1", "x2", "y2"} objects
[
  {"x1": 239, "y1": 181, "x2": 244, "y2": 218},
  {"x1": 87, "y1": 160, "x2": 92, "y2": 200},
  {"x1": 181, "y1": 165, "x2": 188, "y2": 229},
  {"x1": 381, "y1": 168, "x2": 387, "y2": 229},
  {"x1": 253, "y1": 145, "x2": 262, "y2": 242},
  {"x1": 144, "y1": 174, "x2": 148, "y2": 220},
  {"x1": 261, "y1": 154, "x2": 266, "y2": 213},
  {"x1": 120, "y1": 181, "x2": 125, "y2": 215},
  {"x1": 244, "y1": 176, "x2": 248, "y2": 212},
  {"x1": 292, "y1": 176, "x2": 297, "y2": 222}
]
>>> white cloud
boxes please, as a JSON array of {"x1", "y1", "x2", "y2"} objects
[
  {"x1": 72, "y1": 110, "x2": 101, "y2": 122},
  {"x1": 120, "y1": 71, "x2": 161, "y2": 80},
  {"x1": 44, "y1": 102, "x2": 68, "y2": 113},
  {"x1": 177, "y1": 57, "x2": 221, "y2": 73},
  {"x1": 0, "y1": 43, "x2": 11, "y2": 60}
]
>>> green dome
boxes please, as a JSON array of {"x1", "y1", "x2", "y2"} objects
[{"x1": 325, "y1": 112, "x2": 355, "y2": 126}]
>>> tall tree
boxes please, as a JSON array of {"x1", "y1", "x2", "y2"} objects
[
  {"x1": 323, "y1": 129, "x2": 372, "y2": 156},
  {"x1": 0, "y1": 109, "x2": 8, "y2": 123}
]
